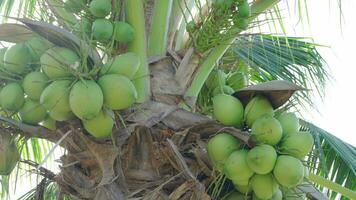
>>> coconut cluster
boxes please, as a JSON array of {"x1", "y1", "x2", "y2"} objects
[
  {"x1": 64, "y1": 0, "x2": 135, "y2": 44},
  {"x1": 0, "y1": 34, "x2": 140, "y2": 139},
  {"x1": 209, "y1": 95, "x2": 314, "y2": 200}
]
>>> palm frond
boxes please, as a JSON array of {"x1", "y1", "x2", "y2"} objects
[
  {"x1": 301, "y1": 120, "x2": 356, "y2": 200},
  {"x1": 232, "y1": 34, "x2": 330, "y2": 108}
]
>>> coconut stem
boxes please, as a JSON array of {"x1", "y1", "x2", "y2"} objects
[
  {"x1": 185, "y1": 0, "x2": 280, "y2": 101},
  {"x1": 309, "y1": 173, "x2": 356, "y2": 200},
  {"x1": 148, "y1": 0, "x2": 173, "y2": 56},
  {"x1": 125, "y1": 0, "x2": 150, "y2": 102}
]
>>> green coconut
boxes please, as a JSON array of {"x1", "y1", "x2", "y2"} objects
[
  {"x1": 89, "y1": 0, "x2": 112, "y2": 17},
  {"x1": 98, "y1": 74, "x2": 137, "y2": 110},
  {"x1": 113, "y1": 21, "x2": 135, "y2": 43},
  {"x1": 235, "y1": 18, "x2": 249, "y2": 30},
  {"x1": 280, "y1": 131, "x2": 314, "y2": 159},
  {"x1": 4, "y1": 43, "x2": 32, "y2": 74},
  {"x1": 213, "y1": 94, "x2": 244, "y2": 127},
  {"x1": 277, "y1": 112, "x2": 300, "y2": 136},
  {"x1": 92, "y1": 19, "x2": 114, "y2": 41},
  {"x1": 246, "y1": 144, "x2": 277, "y2": 174},
  {"x1": 237, "y1": 2, "x2": 250, "y2": 18},
  {"x1": 40, "y1": 47, "x2": 78, "y2": 79},
  {"x1": 207, "y1": 133, "x2": 241, "y2": 171},
  {"x1": 227, "y1": 72, "x2": 248, "y2": 91},
  {"x1": 0, "y1": 134, "x2": 20, "y2": 175},
  {"x1": 73, "y1": 18, "x2": 92, "y2": 36},
  {"x1": 0, "y1": 82, "x2": 24, "y2": 111},
  {"x1": 273, "y1": 155, "x2": 304, "y2": 188},
  {"x1": 19, "y1": 99, "x2": 47, "y2": 125},
  {"x1": 69, "y1": 80, "x2": 103, "y2": 120},
  {"x1": 25, "y1": 36, "x2": 53, "y2": 62},
  {"x1": 250, "y1": 174, "x2": 279, "y2": 200},
  {"x1": 64, "y1": 0, "x2": 86, "y2": 13},
  {"x1": 100, "y1": 52, "x2": 140, "y2": 79},
  {"x1": 41, "y1": 116, "x2": 56, "y2": 130},
  {"x1": 83, "y1": 109, "x2": 114, "y2": 138},
  {"x1": 0, "y1": 48, "x2": 8, "y2": 69},
  {"x1": 23, "y1": 72, "x2": 49, "y2": 100},
  {"x1": 251, "y1": 115, "x2": 283, "y2": 145},
  {"x1": 212, "y1": 85, "x2": 235, "y2": 96},
  {"x1": 244, "y1": 95, "x2": 274, "y2": 127},
  {"x1": 206, "y1": 69, "x2": 227, "y2": 90},
  {"x1": 223, "y1": 192, "x2": 248, "y2": 200},
  {"x1": 234, "y1": 184, "x2": 252, "y2": 194},
  {"x1": 40, "y1": 80, "x2": 74, "y2": 121},
  {"x1": 224, "y1": 149, "x2": 254, "y2": 185}
]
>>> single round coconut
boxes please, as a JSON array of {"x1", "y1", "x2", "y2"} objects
[
  {"x1": 213, "y1": 94, "x2": 244, "y2": 127},
  {"x1": 223, "y1": 192, "x2": 247, "y2": 200},
  {"x1": 0, "y1": 134, "x2": 20, "y2": 175},
  {"x1": 83, "y1": 109, "x2": 114, "y2": 138},
  {"x1": 23, "y1": 72, "x2": 49, "y2": 100},
  {"x1": 0, "y1": 48, "x2": 8, "y2": 69},
  {"x1": 280, "y1": 131, "x2": 314, "y2": 159},
  {"x1": 277, "y1": 112, "x2": 300, "y2": 136},
  {"x1": 25, "y1": 36, "x2": 53, "y2": 62},
  {"x1": 0, "y1": 82, "x2": 24, "y2": 111},
  {"x1": 4, "y1": 43, "x2": 32, "y2": 74},
  {"x1": 98, "y1": 74, "x2": 137, "y2": 110},
  {"x1": 250, "y1": 174, "x2": 279, "y2": 200},
  {"x1": 89, "y1": 0, "x2": 112, "y2": 17},
  {"x1": 100, "y1": 52, "x2": 140, "y2": 79},
  {"x1": 244, "y1": 95, "x2": 274, "y2": 127},
  {"x1": 234, "y1": 183, "x2": 252, "y2": 194},
  {"x1": 113, "y1": 21, "x2": 135, "y2": 43},
  {"x1": 227, "y1": 72, "x2": 248, "y2": 91},
  {"x1": 69, "y1": 80, "x2": 103, "y2": 120},
  {"x1": 206, "y1": 69, "x2": 227, "y2": 90},
  {"x1": 40, "y1": 47, "x2": 78, "y2": 79},
  {"x1": 251, "y1": 115, "x2": 283, "y2": 145},
  {"x1": 73, "y1": 18, "x2": 92, "y2": 36},
  {"x1": 92, "y1": 19, "x2": 114, "y2": 41},
  {"x1": 246, "y1": 144, "x2": 277, "y2": 174},
  {"x1": 212, "y1": 85, "x2": 235, "y2": 96},
  {"x1": 224, "y1": 149, "x2": 254, "y2": 184},
  {"x1": 41, "y1": 116, "x2": 56, "y2": 130},
  {"x1": 237, "y1": 2, "x2": 250, "y2": 18},
  {"x1": 207, "y1": 133, "x2": 241, "y2": 171},
  {"x1": 40, "y1": 80, "x2": 74, "y2": 121},
  {"x1": 19, "y1": 99, "x2": 47, "y2": 125},
  {"x1": 64, "y1": 0, "x2": 86, "y2": 13},
  {"x1": 273, "y1": 155, "x2": 304, "y2": 188}
]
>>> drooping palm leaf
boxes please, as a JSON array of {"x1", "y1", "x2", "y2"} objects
[
  {"x1": 301, "y1": 120, "x2": 356, "y2": 200},
  {"x1": 232, "y1": 34, "x2": 330, "y2": 108}
]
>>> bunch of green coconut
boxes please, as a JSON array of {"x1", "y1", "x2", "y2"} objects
[
  {"x1": 206, "y1": 68, "x2": 249, "y2": 97},
  {"x1": 208, "y1": 94, "x2": 314, "y2": 200},
  {"x1": 0, "y1": 31, "x2": 141, "y2": 139},
  {"x1": 64, "y1": 0, "x2": 135, "y2": 44},
  {"x1": 213, "y1": 0, "x2": 251, "y2": 30}
]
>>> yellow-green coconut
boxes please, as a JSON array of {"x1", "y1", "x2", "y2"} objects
[
  {"x1": 40, "y1": 47, "x2": 78, "y2": 79},
  {"x1": 251, "y1": 115, "x2": 283, "y2": 145},
  {"x1": 0, "y1": 134, "x2": 20, "y2": 175},
  {"x1": 224, "y1": 149, "x2": 254, "y2": 185},
  {"x1": 23, "y1": 71, "x2": 49, "y2": 100},
  {"x1": 98, "y1": 74, "x2": 137, "y2": 110},
  {"x1": 25, "y1": 36, "x2": 53, "y2": 62},
  {"x1": 83, "y1": 109, "x2": 114, "y2": 138},
  {"x1": 100, "y1": 52, "x2": 140, "y2": 79},
  {"x1": 4, "y1": 43, "x2": 32, "y2": 74},
  {"x1": 113, "y1": 21, "x2": 135, "y2": 43},
  {"x1": 89, "y1": 0, "x2": 111, "y2": 18},
  {"x1": 277, "y1": 112, "x2": 300, "y2": 136},
  {"x1": 0, "y1": 82, "x2": 24, "y2": 111},
  {"x1": 280, "y1": 131, "x2": 314, "y2": 159},
  {"x1": 244, "y1": 95, "x2": 274, "y2": 127},
  {"x1": 213, "y1": 94, "x2": 244, "y2": 127},
  {"x1": 234, "y1": 184, "x2": 252, "y2": 195},
  {"x1": 273, "y1": 155, "x2": 304, "y2": 188},
  {"x1": 92, "y1": 19, "x2": 114, "y2": 41},
  {"x1": 19, "y1": 99, "x2": 47, "y2": 125},
  {"x1": 40, "y1": 80, "x2": 74, "y2": 121},
  {"x1": 69, "y1": 80, "x2": 103, "y2": 120},
  {"x1": 250, "y1": 174, "x2": 279, "y2": 200},
  {"x1": 246, "y1": 144, "x2": 277, "y2": 174}
]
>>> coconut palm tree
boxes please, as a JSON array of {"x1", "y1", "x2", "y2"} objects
[{"x1": 0, "y1": 0, "x2": 355, "y2": 199}]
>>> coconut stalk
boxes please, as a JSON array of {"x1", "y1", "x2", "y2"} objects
[
  {"x1": 185, "y1": 0, "x2": 280, "y2": 101},
  {"x1": 148, "y1": 0, "x2": 173, "y2": 56},
  {"x1": 125, "y1": 0, "x2": 150, "y2": 102},
  {"x1": 309, "y1": 173, "x2": 356, "y2": 200}
]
